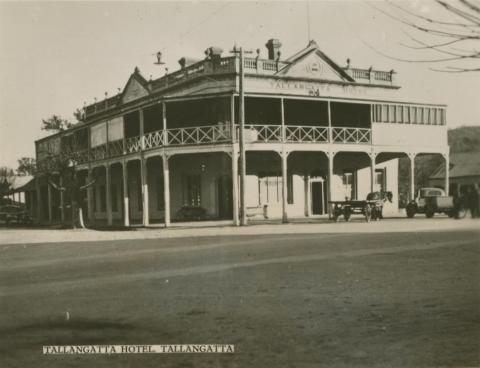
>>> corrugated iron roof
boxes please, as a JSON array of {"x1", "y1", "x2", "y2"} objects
[
  {"x1": 430, "y1": 152, "x2": 480, "y2": 179},
  {"x1": 5, "y1": 175, "x2": 34, "y2": 193}
]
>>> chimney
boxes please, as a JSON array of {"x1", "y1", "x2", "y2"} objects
[
  {"x1": 204, "y1": 46, "x2": 223, "y2": 59},
  {"x1": 265, "y1": 38, "x2": 282, "y2": 60},
  {"x1": 178, "y1": 57, "x2": 200, "y2": 69},
  {"x1": 179, "y1": 57, "x2": 186, "y2": 69}
]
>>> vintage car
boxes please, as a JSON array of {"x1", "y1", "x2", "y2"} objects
[
  {"x1": 406, "y1": 187, "x2": 457, "y2": 218},
  {"x1": 0, "y1": 204, "x2": 33, "y2": 226}
]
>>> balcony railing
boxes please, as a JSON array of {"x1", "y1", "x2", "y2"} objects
[
  {"x1": 90, "y1": 144, "x2": 107, "y2": 161},
  {"x1": 144, "y1": 130, "x2": 164, "y2": 150},
  {"x1": 243, "y1": 125, "x2": 282, "y2": 142},
  {"x1": 332, "y1": 127, "x2": 371, "y2": 144},
  {"x1": 108, "y1": 139, "x2": 124, "y2": 157},
  {"x1": 285, "y1": 126, "x2": 329, "y2": 143},
  {"x1": 166, "y1": 125, "x2": 232, "y2": 145},
  {"x1": 48, "y1": 124, "x2": 371, "y2": 166},
  {"x1": 346, "y1": 67, "x2": 395, "y2": 85},
  {"x1": 126, "y1": 136, "x2": 142, "y2": 153}
]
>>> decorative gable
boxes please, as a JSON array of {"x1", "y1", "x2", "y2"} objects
[
  {"x1": 122, "y1": 68, "x2": 150, "y2": 104},
  {"x1": 278, "y1": 41, "x2": 353, "y2": 83},
  {"x1": 278, "y1": 49, "x2": 350, "y2": 82}
]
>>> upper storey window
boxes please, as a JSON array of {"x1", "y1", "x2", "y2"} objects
[{"x1": 372, "y1": 104, "x2": 446, "y2": 126}]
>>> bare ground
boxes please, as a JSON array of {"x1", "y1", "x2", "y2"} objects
[{"x1": 0, "y1": 228, "x2": 479, "y2": 367}]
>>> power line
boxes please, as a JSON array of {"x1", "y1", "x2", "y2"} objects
[
  {"x1": 160, "y1": 2, "x2": 232, "y2": 54},
  {"x1": 307, "y1": 1, "x2": 311, "y2": 42}
]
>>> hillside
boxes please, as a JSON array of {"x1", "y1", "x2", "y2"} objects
[{"x1": 447, "y1": 126, "x2": 480, "y2": 153}]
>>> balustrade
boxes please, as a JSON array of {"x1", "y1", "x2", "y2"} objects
[
  {"x1": 125, "y1": 136, "x2": 142, "y2": 153},
  {"x1": 90, "y1": 144, "x2": 107, "y2": 161},
  {"x1": 285, "y1": 126, "x2": 329, "y2": 143},
  {"x1": 166, "y1": 125, "x2": 232, "y2": 145},
  {"x1": 242, "y1": 125, "x2": 282, "y2": 142},
  {"x1": 331, "y1": 127, "x2": 371, "y2": 144},
  {"x1": 144, "y1": 130, "x2": 164, "y2": 150},
  {"x1": 108, "y1": 139, "x2": 124, "y2": 157},
  {"x1": 66, "y1": 124, "x2": 372, "y2": 165}
]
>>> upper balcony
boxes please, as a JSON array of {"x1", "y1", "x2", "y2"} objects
[{"x1": 35, "y1": 124, "x2": 372, "y2": 170}]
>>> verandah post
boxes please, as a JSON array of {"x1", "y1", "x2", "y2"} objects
[
  {"x1": 409, "y1": 153, "x2": 416, "y2": 201},
  {"x1": 280, "y1": 97, "x2": 288, "y2": 223},
  {"x1": 370, "y1": 152, "x2": 377, "y2": 193},
  {"x1": 327, "y1": 152, "x2": 335, "y2": 218},
  {"x1": 230, "y1": 94, "x2": 239, "y2": 226},
  {"x1": 162, "y1": 101, "x2": 171, "y2": 228},
  {"x1": 106, "y1": 164, "x2": 113, "y2": 226},
  {"x1": 122, "y1": 160, "x2": 130, "y2": 227}
]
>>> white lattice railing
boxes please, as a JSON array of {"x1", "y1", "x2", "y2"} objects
[
  {"x1": 125, "y1": 136, "x2": 142, "y2": 153},
  {"x1": 90, "y1": 144, "x2": 107, "y2": 161},
  {"x1": 243, "y1": 125, "x2": 282, "y2": 142},
  {"x1": 144, "y1": 130, "x2": 164, "y2": 150},
  {"x1": 332, "y1": 127, "x2": 371, "y2": 144},
  {"x1": 285, "y1": 126, "x2": 329, "y2": 143},
  {"x1": 166, "y1": 125, "x2": 232, "y2": 145},
  {"x1": 72, "y1": 125, "x2": 371, "y2": 163},
  {"x1": 108, "y1": 139, "x2": 124, "y2": 157}
]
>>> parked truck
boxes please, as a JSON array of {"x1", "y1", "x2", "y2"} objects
[{"x1": 406, "y1": 187, "x2": 459, "y2": 218}]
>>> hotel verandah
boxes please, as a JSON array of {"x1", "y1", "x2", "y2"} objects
[{"x1": 29, "y1": 39, "x2": 449, "y2": 226}]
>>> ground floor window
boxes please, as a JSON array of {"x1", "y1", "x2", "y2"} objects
[
  {"x1": 342, "y1": 170, "x2": 356, "y2": 200},
  {"x1": 137, "y1": 179, "x2": 142, "y2": 211},
  {"x1": 157, "y1": 177, "x2": 164, "y2": 210},
  {"x1": 99, "y1": 185, "x2": 106, "y2": 212},
  {"x1": 111, "y1": 184, "x2": 118, "y2": 212},
  {"x1": 287, "y1": 174, "x2": 293, "y2": 204},
  {"x1": 374, "y1": 168, "x2": 386, "y2": 192},
  {"x1": 258, "y1": 172, "x2": 281, "y2": 204},
  {"x1": 93, "y1": 187, "x2": 97, "y2": 212},
  {"x1": 183, "y1": 174, "x2": 201, "y2": 206}
]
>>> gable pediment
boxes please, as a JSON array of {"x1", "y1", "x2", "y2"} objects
[
  {"x1": 278, "y1": 47, "x2": 352, "y2": 82},
  {"x1": 122, "y1": 72, "x2": 150, "y2": 104}
]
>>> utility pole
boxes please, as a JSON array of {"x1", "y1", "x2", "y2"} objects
[
  {"x1": 239, "y1": 47, "x2": 247, "y2": 225},
  {"x1": 231, "y1": 46, "x2": 252, "y2": 226}
]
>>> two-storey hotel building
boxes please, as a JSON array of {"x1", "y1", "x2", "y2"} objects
[{"x1": 31, "y1": 39, "x2": 449, "y2": 226}]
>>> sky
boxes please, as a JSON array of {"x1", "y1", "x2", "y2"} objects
[{"x1": 0, "y1": 0, "x2": 479, "y2": 169}]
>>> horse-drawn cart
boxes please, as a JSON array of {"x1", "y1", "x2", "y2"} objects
[{"x1": 329, "y1": 191, "x2": 392, "y2": 222}]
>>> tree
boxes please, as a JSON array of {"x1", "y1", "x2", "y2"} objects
[
  {"x1": 0, "y1": 166, "x2": 15, "y2": 200},
  {"x1": 17, "y1": 157, "x2": 36, "y2": 176},
  {"x1": 73, "y1": 108, "x2": 86, "y2": 123},
  {"x1": 39, "y1": 129, "x2": 94, "y2": 228},
  {"x1": 41, "y1": 114, "x2": 74, "y2": 132},
  {"x1": 369, "y1": 0, "x2": 480, "y2": 72}
]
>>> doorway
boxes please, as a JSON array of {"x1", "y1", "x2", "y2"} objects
[
  {"x1": 217, "y1": 175, "x2": 233, "y2": 219},
  {"x1": 310, "y1": 179, "x2": 326, "y2": 215}
]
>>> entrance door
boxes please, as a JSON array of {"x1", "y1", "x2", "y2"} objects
[
  {"x1": 217, "y1": 175, "x2": 233, "y2": 219},
  {"x1": 311, "y1": 181, "x2": 325, "y2": 215}
]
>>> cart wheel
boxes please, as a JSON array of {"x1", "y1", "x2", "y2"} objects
[
  {"x1": 425, "y1": 205, "x2": 435, "y2": 218},
  {"x1": 332, "y1": 206, "x2": 342, "y2": 222},
  {"x1": 455, "y1": 207, "x2": 466, "y2": 219},
  {"x1": 406, "y1": 204, "x2": 416, "y2": 218},
  {"x1": 364, "y1": 205, "x2": 372, "y2": 222}
]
